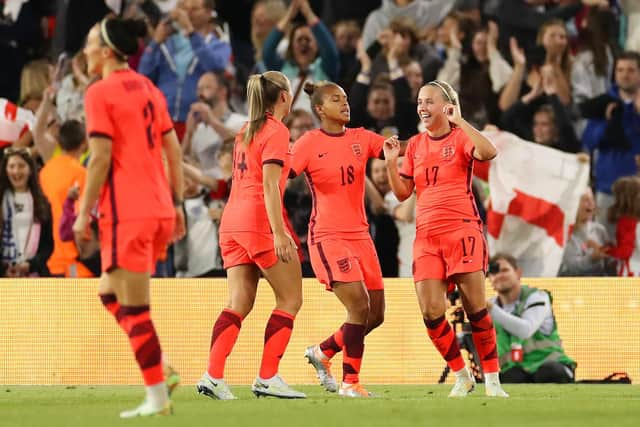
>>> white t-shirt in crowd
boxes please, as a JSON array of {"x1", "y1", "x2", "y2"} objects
[
  {"x1": 12, "y1": 191, "x2": 34, "y2": 263},
  {"x1": 385, "y1": 191, "x2": 416, "y2": 278},
  {"x1": 191, "y1": 111, "x2": 246, "y2": 178},
  {"x1": 177, "y1": 195, "x2": 223, "y2": 277}
]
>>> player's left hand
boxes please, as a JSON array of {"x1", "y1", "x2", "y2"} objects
[
  {"x1": 444, "y1": 102, "x2": 462, "y2": 125},
  {"x1": 173, "y1": 207, "x2": 186, "y2": 242},
  {"x1": 383, "y1": 135, "x2": 400, "y2": 162}
]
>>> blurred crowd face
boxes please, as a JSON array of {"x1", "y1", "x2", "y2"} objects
[
  {"x1": 197, "y1": 73, "x2": 221, "y2": 107},
  {"x1": 369, "y1": 158, "x2": 389, "y2": 193},
  {"x1": 334, "y1": 22, "x2": 360, "y2": 53},
  {"x1": 471, "y1": 30, "x2": 488, "y2": 63},
  {"x1": 488, "y1": 258, "x2": 521, "y2": 295},
  {"x1": 532, "y1": 110, "x2": 557, "y2": 146},
  {"x1": 288, "y1": 113, "x2": 315, "y2": 142},
  {"x1": 403, "y1": 61, "x2": 423, "y2": 96},
  {"x1": 292, "y1": 26, "x2": 318, "y2": 67},
  {"x1": 436, "y1": 16, "x2": 460, "y2": 46},
  {"x1": 416, "y1": 85, "x2": 448, "y2": 131},
  {"x1": 180, "y1": 0, "x2": 211, "y2": 30},
  {"x1": 6, "y1": 154, "x2": 31, "y2": 192},
  {"x1": 615, "y1": 59, "x2": 640, "y2": 93},
  {"x1": 367, "y1": 88, "x2": 395, "y2": 121},
  {"x1": 251, "y1": 2, "x2": 272, "y2": 42},
  {"x1": 576, "y1": 188, "x2": 596, "y2": 224},
  {"x1": 541, "y1": 23, "x2": 568, "y2": 57},
  {"x1": 318, "y1": 85, "x2": 350, "y2": 125}
]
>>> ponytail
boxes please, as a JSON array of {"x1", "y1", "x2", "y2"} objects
[{"x1": 242, "y1": 71, "x2": 291, "y2": 145}]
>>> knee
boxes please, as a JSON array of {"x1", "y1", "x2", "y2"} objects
[
  {"x1": 276, "y1": 293, "x2": 303, "y2": 315},
  {"x1": 227, "y1": 299, "x2": 255, "y2": 319},
  {"x1": 367, "y1": 309, "x2": 384, "y2": 331},
  {"x1": 422, "y1": 304, "x2": 446, "y2": 321},
  {"x1": 350, "y1": 298, "x2": 371, "y2": 322}
]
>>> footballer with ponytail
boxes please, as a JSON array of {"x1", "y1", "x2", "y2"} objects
[
  {"x1": 197, "y1": 70, "x2": 307, "y2": 400},
  {"x1": 79, "y1": 15, "x2": 185, "y2": 418}
]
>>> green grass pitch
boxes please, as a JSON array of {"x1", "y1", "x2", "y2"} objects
[{"x1": 1, "y1": 385, "x2": 638, "y2": 427}]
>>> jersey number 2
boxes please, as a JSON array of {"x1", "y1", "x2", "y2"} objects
[{"x1": 143, "y1": 101, "x2": 155, "y2": 149}]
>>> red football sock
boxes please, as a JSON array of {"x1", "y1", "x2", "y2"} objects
[
  {"x1": 468, "y1": 308, "x2": 499, "y2": 373},
  {"x1": 259, "y1": 309, "x2": 295, "y2": 379},
  {"x1": 319, "y1": 324, "x2": 345, "y2": 359},
  {"x1": 342, "y1": 323, "x2": 366, "y2": 384},
  {"x1": 207, "y1": 308, "x2": 243, "y2": 379},
  {"x1": 119, "y1": 305, "x2": 164, "y2": 386},
  {"x1": 424, "y1": 315, "x2": 466, "y2": 372}
]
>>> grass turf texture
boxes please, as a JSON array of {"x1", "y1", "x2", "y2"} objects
[{"x1": 1, "y1": 385, "x2": 638, "y2": 427}]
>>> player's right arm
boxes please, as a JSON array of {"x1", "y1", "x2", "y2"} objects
[
  {"x1": 163, "y1": 129, "x2": 186, "y2": 241},
  {"x1": 384, "y1": 136, "x2": 414, "y2": 201}
]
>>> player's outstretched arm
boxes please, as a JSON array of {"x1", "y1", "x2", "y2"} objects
[{"x1": 383, "y1": 136, "x2": 414, "y2": 201}]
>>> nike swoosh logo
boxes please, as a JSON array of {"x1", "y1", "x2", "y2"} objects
[
  {"x1": 318, "y1": 152, "x2": 328, "y2": 158},
  {"x1": 259, "y1": 383, "x2": 269, "y2": 389}
]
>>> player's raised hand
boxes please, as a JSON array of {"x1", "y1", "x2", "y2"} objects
[
  {"x1": 444, "y1": 102, "x2": 462, "y2": 125},
  {"x1": 173, "y1": 207, "x2": 186, "y2": 242},
  {"x1": 383, "y1": 135, "x2": 400, "y2": 162}
]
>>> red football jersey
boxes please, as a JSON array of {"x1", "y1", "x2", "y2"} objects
[
  {"x1": 219, "y1": 114, "x2": 290, "y2": 233},
  {"x1": 291, "y1": 127, "x2": 385, "y2": 244},
  {"x1": 400, "y1": 127, "x2": 483, "y2": 234},
  {"x1": 84, "y1": 69, "x2": 175, "y2": 222}
]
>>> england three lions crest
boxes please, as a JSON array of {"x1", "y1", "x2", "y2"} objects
[
  {"x1": 351, "y1": 143, "x2": 362, "y2": 157},
  {"x1": 441, "y1": 144, "x2": 455, "y2": 160}
]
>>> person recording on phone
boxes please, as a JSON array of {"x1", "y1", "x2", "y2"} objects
[
  {"x1": 487, "y1": 253, "x2": 576, "y2": 384},
  {"x1": 138, "y1": 0, "x2": 231, "y2": 139}
]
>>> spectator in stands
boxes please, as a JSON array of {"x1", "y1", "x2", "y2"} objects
[
  {"x1": 603, "y1": 176, "x2": 640, "y2": 276},
  {"x1": 19, "y1": 59, "x2": 50, "y2": 108},
  {"x1": 384, "y1": 159, "x2": 415, "y2": 278},
  {"x1": 262, "y1": 0, "x2": 339, "y2": 114},
  {"x1": 402, "y1": 60, "x2": 423, "y2": 101},
  {"x1": 361, "y1": 0, "x2": 453, "y2": 50},
  {"x1": 350, "y1": 39, "x2": 417, "y2": 139},
  {"x1": 284, "y1": 109, "x2": 315, "y2": 143},
  {"x1": 0, "y1": 147, "x2": 53, "y2": 277},
  {"x1": 39, "y1": 119, "x2": 92, "y2": 277},
  {"x1": 174, "y1": 170, "x2": 224, "y2": 277},
  {"x1": 55, "y1": 51, "x2": 89, "y2": 123},
  {"x1": 138, "y1": 0, "x2": 231, "y2": 138},
  {"x1": 559, "y1": 188, "x2": 614, "y2": 276},
  {"x1": 438, "y1": 22, "x2": 510, "y2": 129},
  {"x1": 621, "y1": 0, "x2": 640, "y2": 52},
  {"x1": 368, "y1": 17, "x2": 420, "y2": 83},
  {"x1": 582, "y1": 51, "x2": 640, "y2": 226},
  {"x1": 366, "y1": 158, "x2": 399, "y2": 277},
  {"x1": 0, "y1": 0, "x2": 52, "y2": 103},
  {"x1": 182, "y1": 72, "x2": 247, "y2": 179},
  {"x1": 488, "y1": 253, "x2": 577, "y2": 383},
  {"x1": 250, "y1": 0, "x2": 287, "y2": 73},
  {"x1": 333, "y1": 19, "x2": 362, "y2": 92},
  {"x1": 494, "y1": 0, "x2": 581, "y2": 63}
]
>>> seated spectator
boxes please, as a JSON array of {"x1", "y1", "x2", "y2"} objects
[
  {"x1": 559, "y1": 188, "x2": 614, "y2": 276},
  {"x1": 138, "y1": 0, "x2": 231, "y2": 138},
  {"x1": 603, "y1": 176, "x2": 640, "y2": 276},
  {"x1": 0, "y1": 147, "x2": 53, "y2": 277},
  {"x1": 582, "y1": 51, "x2": 640, "y2": 226},
  {"x1": 402, "y1": 60, "x2": 423, "y2": 100},
  {"x1": 182, "y1": 72, "x2": 247, "y2": 179},
  {"x1": 487, "y1": 253, "x2": 577, "y2": 383},
  {"x1": 39, "y1": 119, "x2": 92, "y2": 277},
  {"x1": 262, "y1": 0, "x2": 339, "y2": 113}
]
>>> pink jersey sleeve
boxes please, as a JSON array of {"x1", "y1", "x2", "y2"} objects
[
  {"x1": 85, "y1": 83, "x2": 115, "y2": 139},
  {"x1": 290, "y1": 134, "x2": 311, "y2": 176},
  {"x1": 399, "y1": 135, "x2": 416, "y2": 179},
  {"x1": 261, "y1": 124, "x2": 290, "y2": 166},
  {"x1": 361, "y1": 129, "x2": 386, "y2": 159}
]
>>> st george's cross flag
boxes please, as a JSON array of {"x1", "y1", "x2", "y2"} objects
[
  {"x1": 483, "y1": 130, "x2": 589, "y2": 277},
  {"x1": 0, "y1": 98, "x2": 35, "y2": 148}
]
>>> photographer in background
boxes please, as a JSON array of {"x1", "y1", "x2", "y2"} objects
[{"x1": 487, "y1": 253, "x2": 576, "y2": 383}]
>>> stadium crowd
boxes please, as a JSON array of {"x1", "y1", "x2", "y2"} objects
[{"x1": 1, "y1": 0, "x2": 640, "y2": 279}]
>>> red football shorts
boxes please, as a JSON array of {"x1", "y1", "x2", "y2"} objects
[
  {"x1": 219, "y1": 232, "x2": 279, "y2": 270},
  {"x1": 309, "y1": 238, "x2": 384, "y2": 291},
  {"x1": 413, "y1": 225, "x2": 488, "y2": 282},
  {"x1": 99, "y1": 217, "x2": 174, "y2": 274}
]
